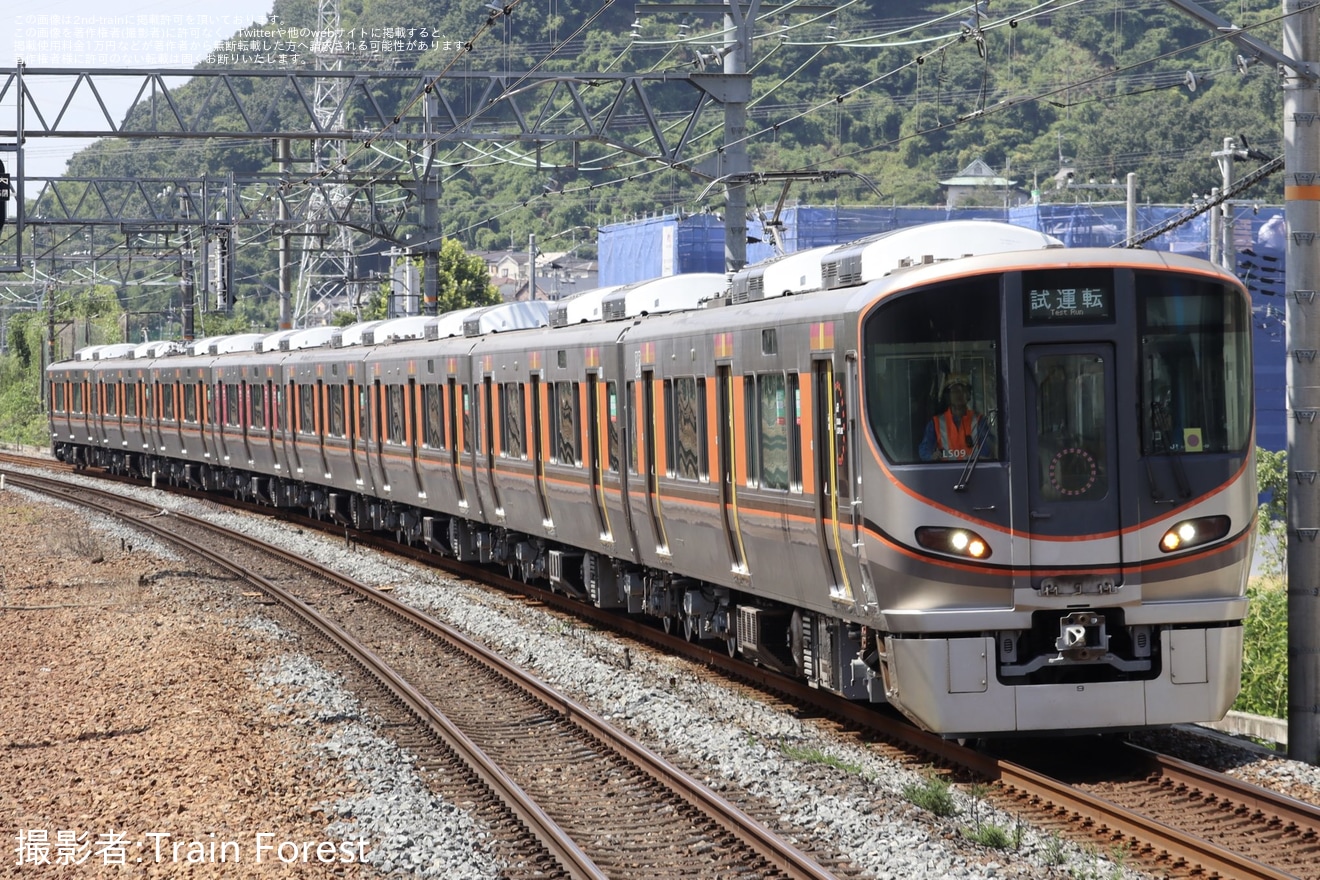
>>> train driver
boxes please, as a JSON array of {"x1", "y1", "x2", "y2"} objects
[{"x1": 919, "y1": 374, "x2": 991, "y2": 461}]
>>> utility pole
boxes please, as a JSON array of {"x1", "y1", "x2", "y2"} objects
[
  {"x1": 1284, "y1": 0, "x2": 1320, "y2": 765},
  {"x1": 278, "y1": 138, "x2": 293, "y2": 330}
]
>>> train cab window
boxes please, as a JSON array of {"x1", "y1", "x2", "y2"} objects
[
  {"x1": 862, "y1": 278, "x2": 1003, "y2": 465},
  {"x1": 606, "y1": 381, "x2": 620, "y2": 473},
  {"x1": 1138, "y1": 274, "x2": 1252, "y2": 455},
  {"x1": 387, "y1": 385, "x2": 406, "y2": 445},
  {"x1": 299, "y1": 383, "x2": 316, "y2": 435},
  {"x1": 549, "y1": 381, "x2": 578, "y2": 465},
  {"x1": 52, "y1": 382, "x2": 65, "y2": 413},
  {"x1": 421, "y1": 384, "x2": 444, "y2": 449},
  {"x1": 183, "y1": 384, "x2": 197, "y2": 423},
  {"x1": 501, "y1": 382, "x2": 525, "y2": 459},
  {"x1": 667, "y1": 376, "x2": 705, "y2": 481},
  {"x1": 250, "y1": 383, "x2": 266, "y2": 431}
]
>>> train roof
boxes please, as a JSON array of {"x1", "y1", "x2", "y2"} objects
[
  {"x1": 600, "y1": 272, "x2": 729, "y2": 322},
  {"x1": 729, "y1": 220, "x2": 1064, "y2": 302},
  {"x1": 72, "y1": 343, "x2": 138, "y2": 361},
  {"x1": 425, "y1": 306, "x2": 485, "y2": 339},
  {"x1": 280, "y1": 326, "x2": 339, "y2": 351},
  {"x1": 359, "y1": 316, "x2": 431, "y2": 345},
  {"x1": 461, "y1": 301, "x2": 549, "y2": 337},
  {"x1": 548, "y1": 285, "x2": 627, "y2": 326}
]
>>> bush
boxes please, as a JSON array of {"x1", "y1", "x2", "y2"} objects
[{"x1": 1234, "y1": 578, "x2": 1288, "y2": 718}]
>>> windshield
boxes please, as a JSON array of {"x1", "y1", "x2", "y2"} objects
[
  {"x1": 863, "y1": 277, "x2": 1002, "y2": 465},
  {"x1": 1139, "y1": 275, "x2": 1251, "y2": 455}
]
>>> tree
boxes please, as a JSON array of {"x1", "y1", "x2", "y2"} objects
[
  {"x1": 435, "y1": 238, "x2": 500, "y2": 313},
  {"x1": 1257, "y1": 447, "x2": 1288, "y2": 581}
]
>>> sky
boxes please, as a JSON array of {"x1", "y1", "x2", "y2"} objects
[{"x1": 3, "y1": 0, "x2": 276, "y2": 178}]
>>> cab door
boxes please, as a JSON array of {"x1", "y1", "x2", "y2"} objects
[{"x1": 1024, "y1": 345, "x2": 1122, "y2": 569}]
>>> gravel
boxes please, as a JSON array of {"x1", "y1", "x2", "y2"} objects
[{"x1": 7, "y1": 461, "x2": 1320, "y2": 880}]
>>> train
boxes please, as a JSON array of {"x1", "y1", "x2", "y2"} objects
[{"x1": 47, "y1": 220, "x2": 1256, "y2": 737}]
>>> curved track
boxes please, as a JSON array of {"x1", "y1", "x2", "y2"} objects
[
  {"x1": 6, "y1": 455, "x2": 1319, "y2": 879},
  {"x1": 4, "y1": 466, "x2": 845, "y2": 880}
]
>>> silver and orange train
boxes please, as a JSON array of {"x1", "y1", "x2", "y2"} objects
[{"x1": 49, "y1": 221, "x2": 1255, "y2": 737}]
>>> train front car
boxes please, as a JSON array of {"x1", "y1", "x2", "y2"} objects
[{"x1": 858, "y1": 243, "x2": 1254, "y2": 736}]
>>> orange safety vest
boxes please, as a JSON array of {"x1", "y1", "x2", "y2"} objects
[{"x1": 932, "y1": 409, "x2": 978, "y2": 459}]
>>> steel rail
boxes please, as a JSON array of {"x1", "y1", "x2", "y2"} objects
[{"x1": 6, "y1": 467, "x2": 842, "y2": 880}]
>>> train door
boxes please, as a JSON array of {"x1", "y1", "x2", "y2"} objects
[
  {"x1": 369, "y1": 380, "x2": 388, "y2": 490},
  {"x1": 813, "y1": 358, "x2": 858, "y2": 607},
  {"x1": 530, "y1": 375, "x2": 552, "y2": 526},
  {"x1": 481, "y1": 376, "x2": 502, "y2": 516},
  {"x1": 240, "y1": 380, "x2": 254, "y2": 465},
  {"x1": 586, "y1": 373, "x2": 610, "y2": 541},
  {"x1": 408, "y1": 378, "x2": 425, "y2": 500},
  {"x1": 1023, "y1": 345, "x2": 1122, "y2": 566},
  {"x1": 287, "y1": 380, "x2": 304, "y2": 476},
  {"x1": 717, "y1": 366, "x2": 748, "y2": 574},
  {"x1": 642, "y1": 369, "x2": 669, "y2": 554},
  {"x1": 446, "y1": 377, "x2": 467, "y2": 510},
  {"x1": 345, "y1": 380, "x2": 361, "y2": 484},
  {"x1": 92, "y1": 379, "x2": 108, "y2": 446}
]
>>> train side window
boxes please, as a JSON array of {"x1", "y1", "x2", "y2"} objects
[
  {"x1": 161, "y1": 383, "x2": 177, "y2": 422},
  {"x1": 104, "y1": 382, "x2": 118, "y2": 417},
  {"x1": 224, "y1": 383, "x2": 240, "y2": 427},
  {"x1": 626, "y1": 380, "x2": 638, "y2": 475},
  {"x1": 606, "y1": 381, "x2": 620, "y2": 473},
  {"x1": 743, "y1": 374, "x2": 758, "y2": 487},
  {"x1": 788, "y1": 372, "x2": 803, "y2": 492},
  {"x1": 553, "y1": 381, "x2": 578, "y2": 465},
  {"x1": 461, "y1": 385, "x2": 472, "y2": 453},
  {"x1": 758, "y1": 372, "x2": 790, "y2": 491},
  {"x1": 357, "y1": 383, "x2": 370, "y2": 441},
  {"x1": 299, "y1": 383, "x2": 316, "y2": 435},
  {"x1": 387, "y1": 384, "x2": 405, "y2": 445},
  {"x1": 126, "y1": 382, "x2": 138, "y2": 418},
  {"x1": 52, "y1": 382, "x2": 65, "y2": 413},
  {"x1": 328, "y1": 385, "x2": 345, "y2": 438},
  {"x1": 421, "y1": 384, "x2": 444, "y2": 449},
  {"x1": 183, "y1": 384, "x2": 196, "y2": 423},
  {"x1": 663, "y1": 379, "x2": 676, "y2": 477},
  {"x1": 246, "y1": 383, "x2": 261, "y2": 430},
  {"x1": 671, "y1": 376, "x2": 702, "y2": 481},
  {"x1": 503, "y1": 382, "x2": 525, "y2": 459}
]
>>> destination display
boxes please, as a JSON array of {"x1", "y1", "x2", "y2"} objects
[{"x1": 1024, "y1": 284, "x2": 1113, "y2": 323}]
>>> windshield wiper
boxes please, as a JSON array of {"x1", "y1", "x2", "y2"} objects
[{"x1": 954, "y1": 411, "x2": 996, "y2": 492}]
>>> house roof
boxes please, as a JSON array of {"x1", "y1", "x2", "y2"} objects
[{"x1": 939, "y1": 158, "x2": 1017, "y2": 187}]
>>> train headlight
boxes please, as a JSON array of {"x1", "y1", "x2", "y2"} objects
[
  {"x1": 916, "y1": 526, "x2": 992, "y2": 560},
  {"x1": 1158, "y1": 515, "x2": 1231, "y2": 553}
]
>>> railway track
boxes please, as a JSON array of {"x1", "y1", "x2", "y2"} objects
[
  {"x1": 6, "y1": 455, "x2": 1320, "y2": 879},
  {"x1": 3, "y1": 467, "x2": 848, "y2": 880}
]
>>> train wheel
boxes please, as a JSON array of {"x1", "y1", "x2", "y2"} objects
[
  {"x1": 662, "y1": 615, "x2": 675, "y2": 635},
  {"x1": 682, "y1": 613, "x2": 697, "y2": 642},
  {"x1": 506, "y1": 562, "x2": 517, "y2": 581},
  {"x1": 725, "y1": 633, "x2": 737, "y2": 658}
]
